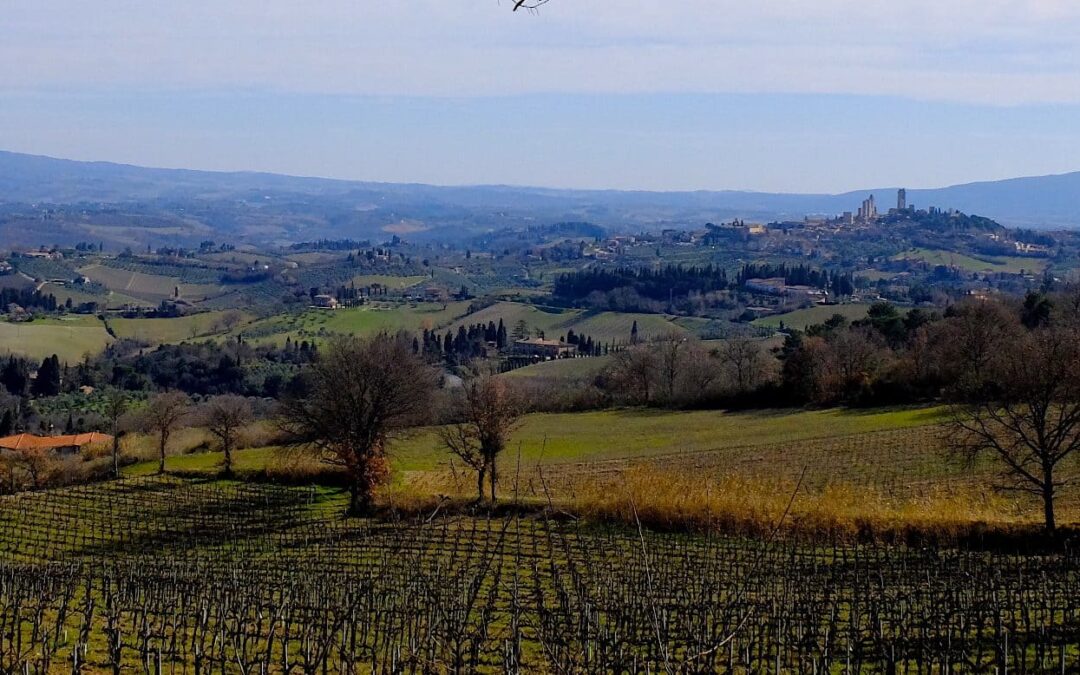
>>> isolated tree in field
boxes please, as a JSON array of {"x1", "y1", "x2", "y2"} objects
[
  {"x1": 440, "y1": 377, "x2": 523, "y2": 502},
  {"x1": 279, "y1": 334, "x2": 436, "y2": 515},
  {"x1": 101, "y1": 388, "x2": 129, "y2": 478},
  {"x1": 140, "y1": 392, "x2": 191, "y2": 474},
  {"x1": 948, "y1": 316, "x2": 1080, "y2": 533},
  {"x1": 202, "y1": 395, "x2": 253, "y2": 477}
]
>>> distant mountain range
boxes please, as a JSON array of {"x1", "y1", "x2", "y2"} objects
[{"x1": 1, "y1": 151, "x2": 1078, "y2": 247}]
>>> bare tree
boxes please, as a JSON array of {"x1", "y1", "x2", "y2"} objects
[
  {"x1": 716, "y1": 337, "x2": 770, "y2": 395},
  {"x1": 101, "y1": 388, "x2": 129, "y2": 479},
  {"x1": 140, "y1": 392, "x2": 191, "y2": 475},
  {"x1": 278, "y1": 334, "x2": 436, "y2": 515},
  {"x1": 8, "y1": 446, "x2": 56, "y2": 490},
  {"x1": 440, "y1": 377, "x2": 523, "y2": 503},
  {"x1": 654, "y1": 332, "x2": 689, "y2": 403},
  {"x1": 605, "y1": 345, "x2": 659, "y2": 405},
  {"x1": 822, "y1": 328, "x2": 885, "y2": 402},
  {"x1": 202, "y1": 395, "x2": 254, "y2": 478},
  {"x1": 949, "y1": 321, "x2": 1080, "y2": 532},
  {"x1": 510, "y1": 0, "x2": 550, "y2": 11}
]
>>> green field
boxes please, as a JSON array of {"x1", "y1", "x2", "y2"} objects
[
  {"x1": 79, "y1": 264, "x2": 224, "y2": 303},
  {"x1": 446, "y1": 301, "x2": 689, "y2": 344},
  {"x1": 893, "y1": 248, "x2": 1048, "y2": 274},
  {"x1": 38, "y1": 281, "x2": 108, "y2": 308},
  {"x1": 753, "y1": 303, "x2": 871, "y2": 330},
  {"x1": 127, "y1": 405, "x2": 948, "y2": 478},
  {"x1": 350, "y1": 274, "x2": 428, "y2": 289},
  {"x1": 0, "y1": 316, "x2": 113, "y2": 361},
  {"x1": 110, "y1": 310, "x2": 254, "y2": 344},
  {"x1": 501, "y1": 354, "x2": 614, "y2": 381},
  {"x1": 232, "y1": 301, "x2": 472, "y2": 346}
]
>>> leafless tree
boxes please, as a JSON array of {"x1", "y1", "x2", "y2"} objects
[
  {"x1": 101, "y1": 388, "x2": 130, "y2": 479},
  {"x1": 948, "y1": 320, "x2": 1080, "y2": 532},
  {"x1": 716, "y1": 337, "x2": 770, "y2": 395},
  {"x1": 140, "y1": 392, "x2": 191, "y2": 475},
  {"x1": 202, "y1": 395, "x2": 254, "y2": 477},
  {"x1": 510, "y1": 0, "x2": 550, "y2": 11},
  {"x1": 654, "y1": 332, "x2": 690, "y2": 403},
  {"x1": 440, "y1": 377, "x2": 523, "y2": 502},
  {"x1": 278, "y1": 334, "x2": 436, "y2": 515},
  {"x1": 823, "y1": 327, "x2": 885, "y2": 401},
  {"x1": 606, "y1": 345, "x2": 660, "y2": 405}
]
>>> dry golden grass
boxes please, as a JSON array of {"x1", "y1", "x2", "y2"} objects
[
  {"x1": 395, "y1": 426, "x2": 1072, "y2": 545},
  {"x1": 120, "y1": 427, "x2": 214, "y2": 463}
]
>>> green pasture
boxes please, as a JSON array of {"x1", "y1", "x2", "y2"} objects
[
  {"x1": 109, "y1": 311, "x2": 255, "y2": 344},
  {"x1": 753, "y1": 303, "x2": 871, "y2": 330},
  {"x1": 445, "y1": 301, "x2": 688, "y2": 344},
  {"x1": 230, "y1": 301, "x2": 472, "y2": 346},
  {"x1": 79, "y1": 264, "x2": 224, "y2": 303},
  {"x1": 125, "y1": 405, "x2": 948, "y2": 478},
  {"x1": 893, "y1": 248, "x2": 1047, "y2": 275},
  {"x1": 350, "y1": 274, "x2": 428, "y2": 289},
  {"x1": 0, "y1": 316, "x2": 113, "y2": 362}
]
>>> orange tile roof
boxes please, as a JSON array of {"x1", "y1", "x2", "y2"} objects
[{"x1": 0, "y1": 432, "x2": 112, "y2": 451}]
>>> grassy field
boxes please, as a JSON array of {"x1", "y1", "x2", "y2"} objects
[
  {"x1": 78, "y1": 263, "x2": 224, "y2": 303},
  {"x1": 893, "y1": 248, "x2": 1048, "y2": 274},
  {"x1": 114, "y1": 399, "x2": 1080, "y2": 542},
  {"x1": 501, "y1": 354, "x2": 614, "y2": 381},
  {"x1": 126, "y1": 406, "x2": 947, "y2": 476},
  {"x1": 38, "y1": 281, "x2": 109, "y2": 308},
  {"x1": 109, "y1": 310, "x2": 254, "y2": 344},
  {"x1": 446, "y1": 301, "x2": 689, "y2": 344},
  {"x1": 229, "y1": 301, "x2": 472, "y2": 346},
  {"x1": 0, "y1": 316, "x2": 113, "y2": 361},
  {"x1": 350, "y1": 274, "x2": 428, "y2": 289},
  {"x1": 753, "y1": 303, "x2": 871, "y2": 330}
]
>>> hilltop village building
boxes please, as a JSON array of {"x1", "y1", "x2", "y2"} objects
[{"x1": 857, "y1": 195, "x2": 878, "y2": 223}]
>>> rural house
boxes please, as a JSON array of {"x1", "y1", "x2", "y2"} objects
[{"x1": 0, "y1": 432, "x2": 113, "y2": 457}]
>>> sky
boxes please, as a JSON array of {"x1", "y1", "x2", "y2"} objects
[{"x1": 3, "y1": 0, "x2": 1080, "y2": 193}]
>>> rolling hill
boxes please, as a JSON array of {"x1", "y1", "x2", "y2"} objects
[{"x1": 1, "y1": 151, "x2": 1079, "y2": 249}]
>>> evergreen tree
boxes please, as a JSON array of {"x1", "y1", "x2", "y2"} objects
[
  {"x1": 0, "y1": 357, "x2": 28, "y2": 397},
  {"x1": 31, "y1": 355, "x2": 61, "y2": 397}
]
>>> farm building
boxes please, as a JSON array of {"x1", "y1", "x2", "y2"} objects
[
  {"x1": 312, "y1": 294, "x2": 339, "y2": 309},
  {"x1": 511, "y1": 338, "x2": 576, "y2": 359},
  {"x1": 0, "y1": 432, "x2": 113, "y2": 456}
]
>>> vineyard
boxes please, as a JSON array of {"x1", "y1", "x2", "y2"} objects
[{"x1": 3, "y1": 476, "x2": 1080, "y2": 672}]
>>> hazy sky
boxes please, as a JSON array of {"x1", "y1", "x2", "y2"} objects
[{"x1": 3, "y1": 1, "x2": 1080, "y2": 193}]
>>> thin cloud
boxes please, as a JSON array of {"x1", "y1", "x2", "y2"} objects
[{"x1": 2, "y1": 1, "x2": 1080, "y2": 104}]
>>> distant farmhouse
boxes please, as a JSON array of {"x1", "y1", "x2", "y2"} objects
[
  {"x1": 512, "y1": 338, "x2": 576, "y2": 359},
  {"x1": 312, "y1": 294, "x2": 340, "y2": 309}
]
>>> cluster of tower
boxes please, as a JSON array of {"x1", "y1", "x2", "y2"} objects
[{"x1": 857, "y1": 195, "x2": 878, "y2": 222}]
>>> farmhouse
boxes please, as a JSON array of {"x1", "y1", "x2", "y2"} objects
[
  {"x1": 312, "y1": 294, "x2": 339, "y2": 309},
  {"x1": 511, "y1": 338, "x2": 576, "y2": 359},
  {"x1": 0, "y1": 432, "x2": 113, "y2": 456}
]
